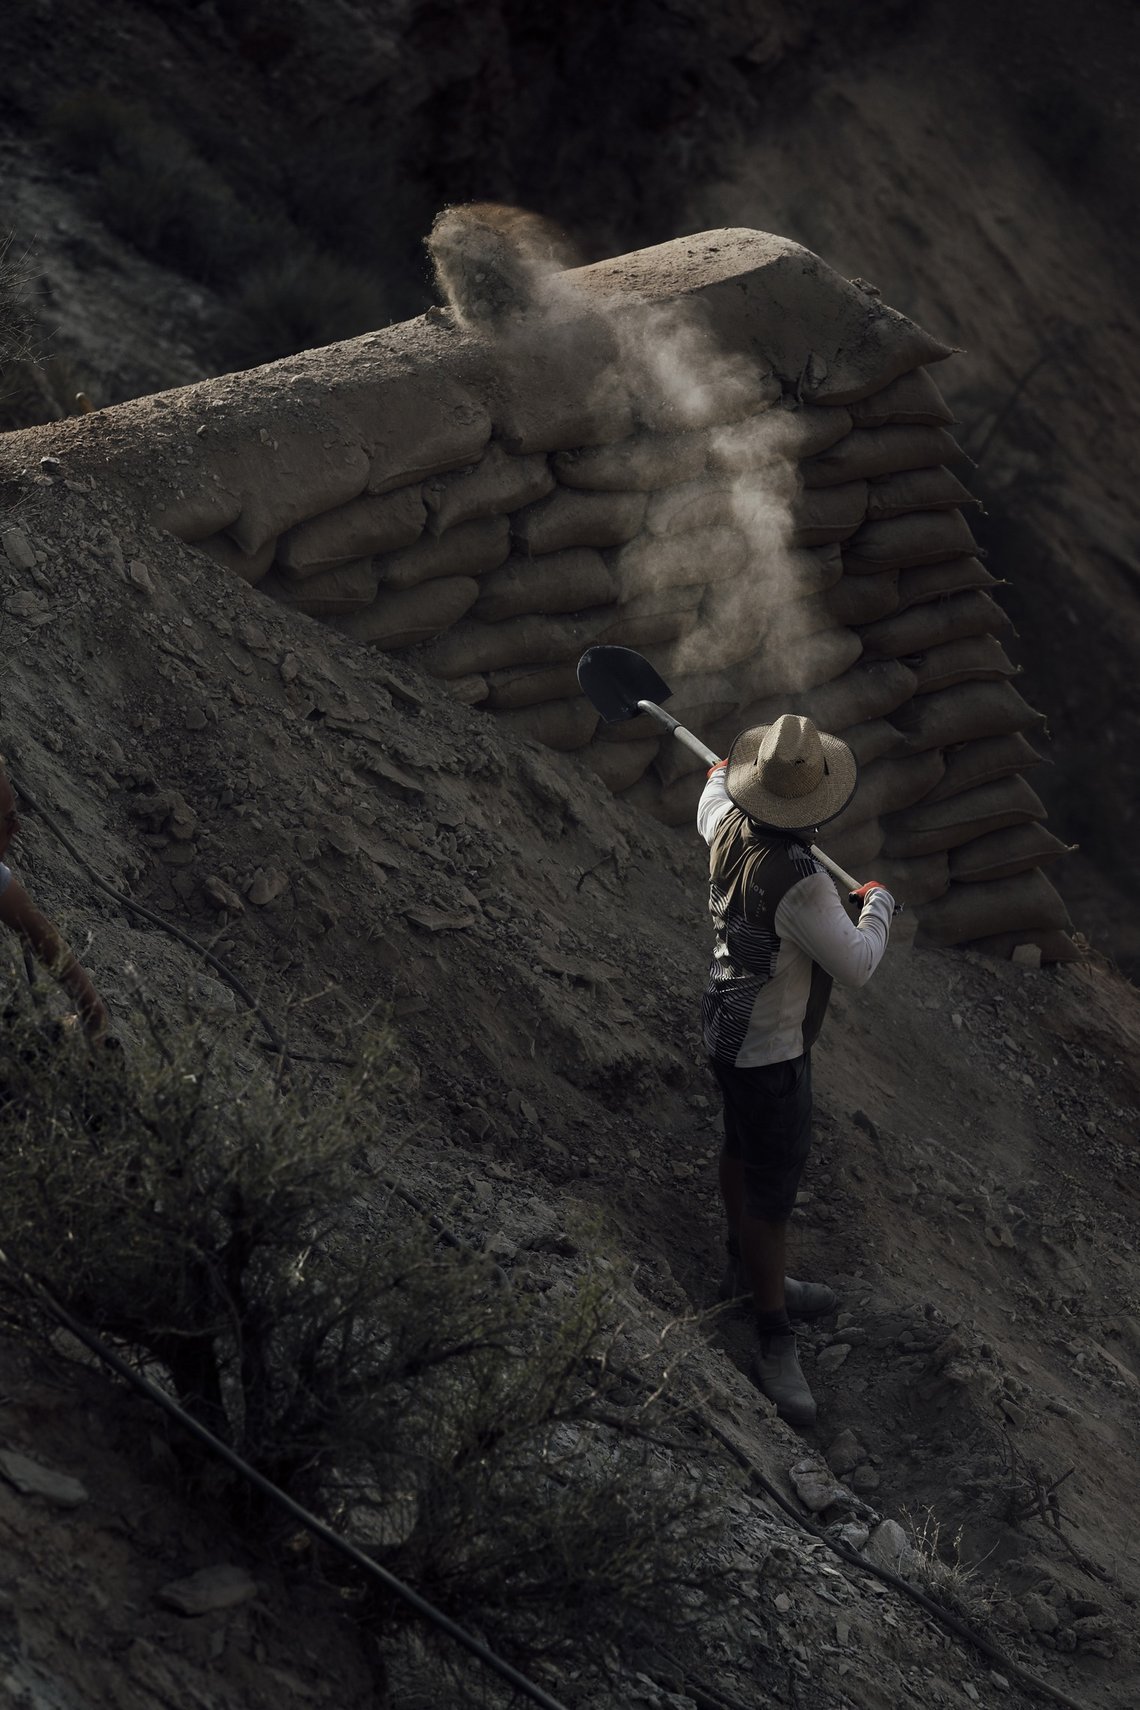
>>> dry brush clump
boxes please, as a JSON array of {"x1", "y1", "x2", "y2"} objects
[
  {"x1": 0, "y1": 971, "x2": 731, "y2": 1687},
  {"x1": 44, "y1": 93, "x2": 385, "y2": 366}
]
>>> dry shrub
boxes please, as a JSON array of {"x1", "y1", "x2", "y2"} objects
[
  {"x1": 47, "y1": 93, "x2": 269, "y2": 287},
  {"x1": 223, "y1": 249, "x2": 386, "y2": 366},
  {"x1": 0, "y1": 232, "x2": 37, "y2": 368},
  {"x1": 0, "y1": 973, "x2": 728, "y2": 1685}
]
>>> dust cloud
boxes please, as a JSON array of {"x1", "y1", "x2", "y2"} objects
[{"x1": 428, "y1": 202, "x2": 809, "y2": 700}]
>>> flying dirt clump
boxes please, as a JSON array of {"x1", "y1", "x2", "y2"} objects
[{"x1": 426, "y1": 202, "x2": 581, "y2": 328}]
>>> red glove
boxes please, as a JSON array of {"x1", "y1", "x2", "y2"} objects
[
  {"x1": 706, "y1": 759, "x2": 728, "y2": 779},
  {"x1": 848, "y1": 880, "x2": 888, "y2": 904}
]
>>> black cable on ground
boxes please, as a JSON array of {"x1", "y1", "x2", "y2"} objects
[
  {"x1": 8, "y1": 769, "x2": 355, "y2": 1067},
  {"x1": 0, "y1": 1247, "x2": 570, "y2": 1710}
]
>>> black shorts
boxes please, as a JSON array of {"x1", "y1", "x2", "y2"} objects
[{"x1": 710, "y1": 1053, "x2": 812, "y2": 1222}]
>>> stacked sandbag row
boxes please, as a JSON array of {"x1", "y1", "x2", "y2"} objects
[
  {"x1": 91, "y1": 225, "x2": 1070, "y2": 962},
  {"x1": 788, "y1": 375, "x2": 1075, "y2": 962}
]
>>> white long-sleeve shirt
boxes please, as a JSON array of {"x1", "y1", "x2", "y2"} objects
[{"x1": 698, "y1": 768, "x2": 893, "y2": 1066}]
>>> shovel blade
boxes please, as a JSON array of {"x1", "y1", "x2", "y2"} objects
[{"x1": 576, "y1": 646, "x2": 673, "y2": 724}]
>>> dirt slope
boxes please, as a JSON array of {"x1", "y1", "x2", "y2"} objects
[{"x1": 1, "y1": 447, "x2": 1138, "y2": 1708}]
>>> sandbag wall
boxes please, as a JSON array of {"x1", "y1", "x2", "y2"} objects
[
  {"x1": 595, "y1": 370, "x2": 1077, "y2": 963},
  {"x1": 55, "y1": 227, "x2": 1070, "y2": 962}
]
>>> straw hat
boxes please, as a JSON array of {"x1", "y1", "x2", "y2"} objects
[{"x1": 725, "y1": 714, "x2": 857, "y2": 831}]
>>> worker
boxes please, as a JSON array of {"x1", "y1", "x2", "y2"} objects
[
  {"x1": 0, "y1": 761, "x2": 110, "y2": 1044},
  {"x1": 698, "y1": 714, "x2": 893, "y2": 1427}
]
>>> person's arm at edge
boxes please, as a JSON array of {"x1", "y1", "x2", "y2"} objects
[
  {"x1": 775, "y1": 869, "x2": 894, "y2": 987},
  {"x1": 0, "y1": 874, "x2": 110, "y2": 1041}
]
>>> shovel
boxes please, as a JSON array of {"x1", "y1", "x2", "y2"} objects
[{"x1": 577, "y1": 645, "x2": 866, "y2": 894}]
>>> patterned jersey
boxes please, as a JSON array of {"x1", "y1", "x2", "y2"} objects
[{"x1": 698, "y1": 769, "x2": 893, "y2": 1066}]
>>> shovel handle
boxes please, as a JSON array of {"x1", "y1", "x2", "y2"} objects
[
  {"x1": 638, "y1": 701, "x2": 719, "y2": 766},
  {"x1": 636, "y1": 699, "x2": 868, "y2": 896}
]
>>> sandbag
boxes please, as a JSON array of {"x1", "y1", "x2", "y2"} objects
[
  {"x1": 763, "y1": 588, "x2": 842, "y2": 649},
  {"x1": 873, "y1": 852, "x2": 950, "y2": 907},
  {"x1": 921, "y1": 732, "x2": 1045, "y2": 804},
  {"x1": 895, "y1": 556, "x2": 1001, "y2": 611},
  {"x1": 424, "y1": 442, "x2": 553, "y2": 535},
  {"x1": 866, "y1": 466, "x2": 975, "y2": 520},
  {"x1": 156, "y1": 488, "x2": 243, "y2": 546},
  {"x1": 574, "y1": 230, "x2": 953, "y2": 406},
  {"x1": 377, "y1": 515, "x2": 511, "y2": 590},
  {"x1": 493, "y1": 317, "x2": 634, "y2": 452},
  {"x1": 949, "y1": 823, "x2": 1073, "y2": 884},
  {"x1": 599, "y1": 601, "x2": 699, "y2": 652},
  {"x1": 634, "y1": 335, "x2": 781, "y2": 432},
  {"x1": 484, "y1": 663, "x2": 582, "y2": 709},
  {"x1": 446, "y1": 675, "x2": 490, "y2": 706},
  {"x1": 581, "y1": 737, "x2": 662, "y2": 792},
  {"x1": 882, "y1": 774, "x2": 1047, "y2": 858},
  {"x1": 910, "y1": 634, "x2": 1018, "y2": 696},
  {"x1": 914, "y1": 868, "x2": 1071, "y2": 948},
  {"x1": 792, "y1": 482, "x2": 869, "y2": 545},
  {"x1": 229, "y1": 440, "x2": 373, "y2": 556},
  {"x1": 773, "y1": 543, "x2": 845, "y2": 598},
  {"x1": 513, "y1": 487, "x2": 647, "y2": 553},
  {"x1": 619, "y1": 769, "x2": 704, "y2": 829},
  {"x1": 473, "y1": 549, "x2": 615, "y2": 623},
  {"x1": 615, "y1": 583, "x2": 706, "y2": 623},
  {"x1": 725, "y1": 625, "x2": 864, "y2": 701},
  {"x1": 709, "y1": 405, "x2": 852, "y2": 472},
  {"x1": 837, "y1": 717, "x2": 909, "y2": 767},
  {"x1": 645, "y1": 479, "x2": 738, "y2": 536},
  {"x1": 842, "y1": 508, "x2": 979, "y2": 575},
  {"x1": 824, "y1": 817, "x2": 885, "y2": 871},
  {"x1": 859, "y1": 589, "x2": 1011, "y2": 658},
  {"x1": 611, "y1": 525, "x2": 748, "y2": 596},
  {"x1": 802, "y1": 425, "x2": 965, "y2": 489},
  {"x1": 654, "y1": 740, "x2": 718, "y2": 787},
  {"x1": 334, "y1": 576, "x2": 479, "y2": 649},
  {"x1": 888, "y1": 680, "x2": 1044, "y2": 752},
  {"x1": 796, "y1": 659, "x2": 919, "y2": 730},
  {"x1": 493, "y1": 697, "x2": 600, "y2": 751},
  {"x1": 685, "y1": 587, "x2": 857, "y2": 675},
  {"x1": 824, "y1": 750, "x2": 947, "y2": 837},
  {"x1": 278, "y1": 485, "x2": 425, "y2": 577},
  {"x1": 962, "y1": 928, "x2": 1081, "y2": 965},
  {"x1": 195, "y1": 532, "x2": 276, "y2": 585},
  {"x1": 847, "y1": 368, "x2": 956, "y2": 429},
  {"x1": 418, "y1": 609, "x2": 602, "y2": 678},
  {"x1": 553, "y1": 427, "x2": 709, "y2": 491},
  {"x1": 660, "y1": 669, "x2": 741, "y2": 732},
  {"x1": 260, "y1": 558, "x2": 379, "y2": 616},
  {"x1": 819, "y1": 571, "x2": 899, "y2": 628},
  {"x1": 356, "y1": 370, "x2": 492, "y2": 496}
]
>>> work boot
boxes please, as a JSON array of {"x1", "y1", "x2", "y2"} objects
[
  {"x1": 718, "y1": 1258, "x2": 838, "y2": 1319},
  {"x1": 752, "y1": 1334, "x2": 817, "y2": 1428},
  {"x1": 784, "y1": 1275, "x2": 839, "y2": 1320}
]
